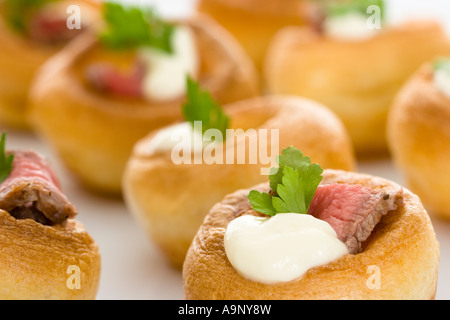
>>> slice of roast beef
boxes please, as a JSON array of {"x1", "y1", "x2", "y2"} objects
[
  {"x1": 28, "y1": 14, "x2": 84, "y2": 44},
  {"x1": 0, "y1": 150, "x2": 77, "y2": 225},
  {"x1": 308, "y1": 183, "x2": 404, "y2": 254},
  {"x1": 86, "y1": 62, "x2": 145, "y2": 98}
]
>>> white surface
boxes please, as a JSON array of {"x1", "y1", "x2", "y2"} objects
[{"x1": 3, "y1": 0, "x2": 450, "y2": 300}]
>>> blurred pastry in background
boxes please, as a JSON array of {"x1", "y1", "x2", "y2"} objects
[
  {"x1": 388, "y1": 58, "x2": 450, "y2": 220},
  {"x1": 0, "y1": 0, "x2": 100, "y2": 129},
  {"x1": 183, "y1": 154, "x2": 438, "y2": 300},
  {"x1": 0, "y1": 133, "x2": 101, "y2": 300},
  {"x1": 264, "y1": 0, "x2": 450, "y2": 156},
  {"x1": 123, "y1": 78, "x2": 355, "y2": 269},
  {"x1": 196, "y1": 0, "x2": 322, "y2": 75},
  {"x1": 28, "y1": 2, "x2": 258, "y2": 195}
]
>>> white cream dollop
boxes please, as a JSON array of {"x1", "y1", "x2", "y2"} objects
[
  {"x1": 224, "y1": 213, "x2": 349, "y2": 284},
  {"x1": 324, "y1": 12, "x2": 379, "y2": 41},
  {"x1": 139, "y1": 25, "x2": 199, "y2": 101},
  {"x1": 147, "y1": 122, "x2": 204, "y2": 154},
  {"x1": 434, "y1": 68, "x2": 450, "y2": 99}
]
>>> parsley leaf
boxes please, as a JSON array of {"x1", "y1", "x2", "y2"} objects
[
  {"x1": 3, "y1": 0, "x2": 53, "y2": 33},
  {"x1": 247, "y1": 146, "x2": 323, "y2": 216},
  {"x1": 269, "y1": 146, "x2": 323, "y2": 208},
  {"x1": 0, "y1": 133, "x2": 14, "y2": 183},
  {"x1": 182, "y1": 76, "x2": 230, "y2": 138},
  {"x1": 269, "y1": 146, "x2": 305, "y2": 190},
  {"x1": 100, "y1": 2, "x2": 175, "y2": 53},
  {"x1": 327, "y1": 0, "x2": 385, "y2": 21},
  {"x1": 247, "y1": 190, "x2": 277, "y2": 216},
  {"x1": 272, "y1": 166, "x2": 306, "y2": 214},
  {"x1": 434, "y1": 58, "x2": 450, "y2": 73}
]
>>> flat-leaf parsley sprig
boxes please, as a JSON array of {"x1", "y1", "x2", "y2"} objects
[
  {"x1": 434, "y1": 57, "x2": 450, "y2": 73},
  {"x1": 248, "y1": 146, "x2": 323, "y2": 216},
  {"x1": 100, "y1": 2, "x2": 175, "y2": 53},
  {"x1": 3, "y1": 0, "x2": 52, "y2": 33},
  {"x1": 326, "y1": 0, "x2": 386, "y2": 22},
  {"x1": 0, "y1": 132, "x2": 14, "y2": 183},
  {"x1": 182, "y1": 76, "x2": 230, "y2": 138}
]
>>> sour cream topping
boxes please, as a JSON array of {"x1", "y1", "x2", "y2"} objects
[
  {"x1": 147, "y1": 122, "x2": 205, "y2": 154},
  {"x1": 324, "y1": 12, "x2": 379, "y2": 41},
  {"x1": 434, "y1": 67, "x2": 450, "y2": 99},
  {"x1": 224, "y1": 213, "x2": 349, "y2": 284},
  {"x1": 139, "y1": 25, "x2": 199, "y2": 101}
]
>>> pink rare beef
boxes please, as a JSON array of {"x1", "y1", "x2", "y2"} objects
[
  {"x1": 0, "y1": 150, "x2": 77, "y2": 225},
  {"x1": 308, "y1": 183, "x2": 404, "y2": 254}
]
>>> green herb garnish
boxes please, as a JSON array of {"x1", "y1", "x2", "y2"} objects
[
  {"x1": 326, "y1": 0, "x2": 385, "y2": 21},
  {"x1": 433, "y1": 58, "x2": 450, "y2": 73},
  {"x1": 0, "y1": 133, "x2": 14, "y2": 183},
  {"x1": 3, "y1": 0, "x2": 53, "y2": 33},
  {"x1": 182, "y1": 76, "x2": 230, "y2": 138},
  {"x1": 99, "y1": 2, "x2": 175, "y2": 53},
  {"x1": 248, "y1": 147, "x2": 323, "y2": 216}
]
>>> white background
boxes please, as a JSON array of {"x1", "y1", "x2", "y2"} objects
[{"x1": 4, "y1": 0, "x2": 450, "y2": 300}]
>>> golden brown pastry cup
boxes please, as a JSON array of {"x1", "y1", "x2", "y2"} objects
[
  {"x1": 0, "y1": 209, "x2": 101, "y2": 300},
  {"x1": 27, "y1": 14, "x2": 259, "y2": 195},
  {"x1": 196, "y1": 0, "x2": 321, "y2": 74},
  {"x1": 0, "y1": 0, "x2": 100, "y2": 129},
  {"x1": 183, "y1": 169, "x2": 439, "y2": 300},
  {"x1": 123, "y1": 96, "x2": 355, "y2": 269},
  {"x1": 387, "y1": 62, "x2": 450, "y2": 220},
  {"x1": 264, "y1": 20, "x2": 450, "y2": 156}
]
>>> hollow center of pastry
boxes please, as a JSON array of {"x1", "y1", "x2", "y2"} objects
[
  {"x1": 224, "y1": 182, "x2": 403, "y2": 284},
  {"x1": 139, "y1": 25, "x2": 199, "y2": 102},
  {"x1": 80, "y1": 24, "x2": 200, "y2": 102},
  {"x1": 147, "y1": 105, "x2": 278, "y2": 156},
  {"x1": 147, "y1": 122, "x2": 207, "y2": 154}
]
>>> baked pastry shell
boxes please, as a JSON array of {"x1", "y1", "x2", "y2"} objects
[
  {"x1": 264, "y1": 20, "x2": 450, "y2": 155},
  {"x1": 183, "y1": 169, "x2": 439, "y2": 300},
  {"x1": 123, "y1": 96, "x2": 355, "y2": 269},
  {"x1": 387, "y1": 62, "x2": 450, "y2": 220},
  {"x1": 0, "y1": 0, "x2": 101, "y2": 129},
  {"x1": 27, "y1": 14, "x2": 259, "y2": 195},
  {"x1": 0, "y1": 210, "x2": 101, "y2": 300}
]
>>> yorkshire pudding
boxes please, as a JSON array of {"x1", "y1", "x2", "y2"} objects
[
  {"x1": 183, "y1": 169, "x2": 439, "y2": 299},
  {"x1": 0, "y1": 0, "x2": 100, "y2": 129},
  {"x1": 28, "y1": 13, "x2": 259, "y2": 195},
  {"x1": 387, "y1": 60, "x2": 450, "y2": 220},
  {"x1": 0, "y1": 149, "x2": 100, "y2": 300},
  {"x1": 264, "y1": 20, "x2": 450, "y2": 155},
  {"x1": 196, "y1": 0, "x2": 321, "y2": 74},
  {"x1": 0, "y1": 210, "x2": 101, "y2": 299},
  {"x1": 123, "y1": 96, "x2": 355, "y2": 269}
]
